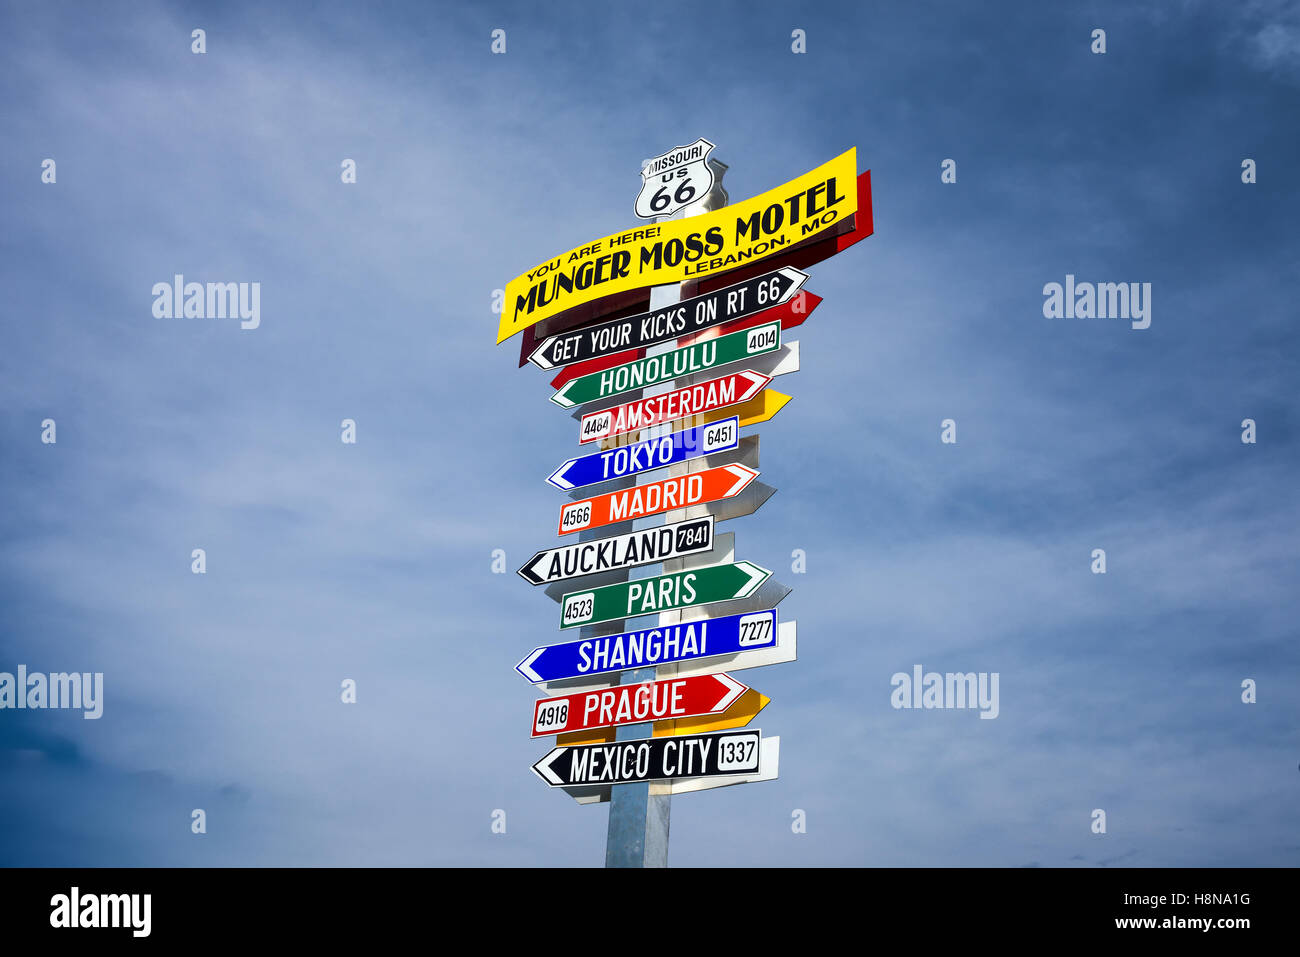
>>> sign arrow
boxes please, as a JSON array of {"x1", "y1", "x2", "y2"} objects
[
  {"x1": 516, "y1": 608, "x2": 780, "y2": 683},
  {"x1": 561, "y1": 343, "x2": 799, "y2": 420},
  {"x1": 516, "y1": 516, "x2": 714, "y2": 587},
  {"x1": 547, "y1": 290, "x2": 820, "y2": 390},
  {"x1": 551, "y1": 322, "x2": 782, "y2": 408},
  {"x1": 682, "y1": 388, "x2": 790, "y2": 431},
  {"x1": 535, "y1": 620, "x2": 796, "y2": 697},
  {"x1": 563, "y1": 433, "x2": 757, "y2": 501},
  {"x1": 569, "y1": 685, "x2": 774, "y2": 743},
  {"x1": 528, "y1": 267, "x2": 808, "y2": 371},
  {"x1": 558, "y1": 560, "x2": 770, "y2": 630},
  {"x1": 574, "y1": 388, "x2": 791, "y2": 431},
  {"x1": 555, "y1": 736, "x2": 781, "y2": 804},
  {"x1": 547, "y1": 417, "x2": 739, "y2": 491},
  {"x1": 656, "y1": 688, "x2": 769, "y2": 736},
  {"x1": 531, "y1": 673, "x2": 747, "y2": 737},
  {"x1": 578, "y1": 371, "x2": 769, "y2": 445},
  {"x1": 531, "y1": 728, "x2": 765, "y2": 787},
  {"x1": 702, "y1": 477, "x2": 775, "y2": 524},
  {"x1": 673, "y1": 292, "x2": 819, "y2": 350},
  {"x1": 542, "y1": 530, "x2": 782, "y2": 605},
  {"x1": 558, "y1": 464, "x2": 758, "y2": 536},
  {"x1": 714, "y1": 577, "x2": 794, "y2": 620}
]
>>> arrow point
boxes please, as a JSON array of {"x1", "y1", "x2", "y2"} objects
[
  {"x1": 736, "y1": 562, "x2": 772, "y2": 597},
  {"x1": 779, "y1": 267, "x2": 809, "y2": 300},
  {"x1": 529, "y1": 341, "x2": 555, "y2": 370},
  {"x1": 714, "y1": 673, "x2": 748, "y2": 711},
  {"x1": 531, "y1": 747, "x2": 566, "y2": 785},
  {"x1": 766, "y1": 391, "x2": 792, "y2": 418},
  {"x1": 546, "y1": 461, "x2": 576, "y2": 491},
  {"x1": 550, "y1": 383, "x2": 576, "y2": 409},
  {"x1": 516, "y1": 648, "x2": 546, "y2": 682},
  {"x1": 724, "y1": 464, "x2": 759, "y2": 497},
  {"x1": 516, "y1": 552, "x2": 547, "y2": 585},
  {"x1": 740, "y1": 371, "x2": 773, "y2": 400}
]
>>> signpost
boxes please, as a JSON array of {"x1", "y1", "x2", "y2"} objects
[
  {"x1": 558, "y1": 560, "x2": 770, "y2": 630},
  {"x1": 496, "y1": 141, "x2": 874, "y2": 867},
  {"x1": 532, "y1": 729, "x2": 766, "y2": 787},
  {"x1": 531, "y1": 673, "x2": 747, "y2": 737}
]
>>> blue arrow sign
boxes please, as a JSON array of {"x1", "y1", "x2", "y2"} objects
[
  {"x1": 515, "y1": 608, "x2": 778, "y2": 683},
  {"x1": 546, "y1": 416, "x2": 740, "y2": 490}
]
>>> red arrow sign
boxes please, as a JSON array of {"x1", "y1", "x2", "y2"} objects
[
  {"x1": 578, "y1": 370, "x2": 770, "y2": 445},
  {"x1": 531, "y1": 673, "x2": 748, "y2": 737},
  {"x1": 558, "y1": 464, "x2": 758, "y2": 535},
  {"x1": 549, "y1": 291, "x2": 823, "y2": 390}
]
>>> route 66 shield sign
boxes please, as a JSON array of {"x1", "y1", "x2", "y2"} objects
[{"x1": 635, "y1": 137, "x2": 719, "y2": 220}]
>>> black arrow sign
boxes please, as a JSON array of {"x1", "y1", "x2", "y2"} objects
[
  {"x1": 527, "y1": 267, "x2": 808, "y2": 370},
  {"x1": 516, "y1": 516, "x2": 714, "y2": 586},
  {"x1": 532, "y1": 729, "x2": 763, "y2": 787}
]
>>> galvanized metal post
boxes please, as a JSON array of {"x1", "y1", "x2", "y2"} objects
[
  {"x1": 605, "y1": 154, "x2": 728, "y2": 868},
  {"x1": 603, "y1": 279, "x2": 680, "y2": 869}
]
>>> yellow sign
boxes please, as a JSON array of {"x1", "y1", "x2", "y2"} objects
[
  {"x1": 653, "y1": 689, "x2": 769, "y2": 737},
  {"x1": 555, "y1": 690, "x2": 770, "y2": 746},
  {"x1": 690, "y1": 389, "x2": 792, "y2": 430},
  {"x1": 497, "y1": 149, "x2": 858, "y2": 343}
]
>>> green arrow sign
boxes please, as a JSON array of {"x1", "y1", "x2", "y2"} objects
[
  {"x1": 558, "y1": 561, "x2": 771, "y2": 630},
  {"x1": 550, "y1": 322, "x2": 782, "y2": 408}
]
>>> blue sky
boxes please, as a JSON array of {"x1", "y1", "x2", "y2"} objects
[{"x1": 1, "y1": 0, "x2": 1297, "y2": 866}]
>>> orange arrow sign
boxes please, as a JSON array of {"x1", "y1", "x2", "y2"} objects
[{"x1": 558, "y1": 464, "x2": 758, "y2": 536}]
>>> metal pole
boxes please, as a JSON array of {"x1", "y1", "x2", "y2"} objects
[
  {"x1": 605, "y1": 154, "x2": 728, "y2": 868},
  {"x1": 604, "y1": 279, "x2": 680, "y2": 869}
]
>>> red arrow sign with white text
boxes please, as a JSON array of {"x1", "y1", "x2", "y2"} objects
[
  {"x1": 531, "y1": 673, "x2": 748, "y2": 737},
  {"x1": 578, "y1": 370, "x2": 770, "y2": 445},
  {"x1": 558, "y1": 464, "x2": 758, "y2": 536}
]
